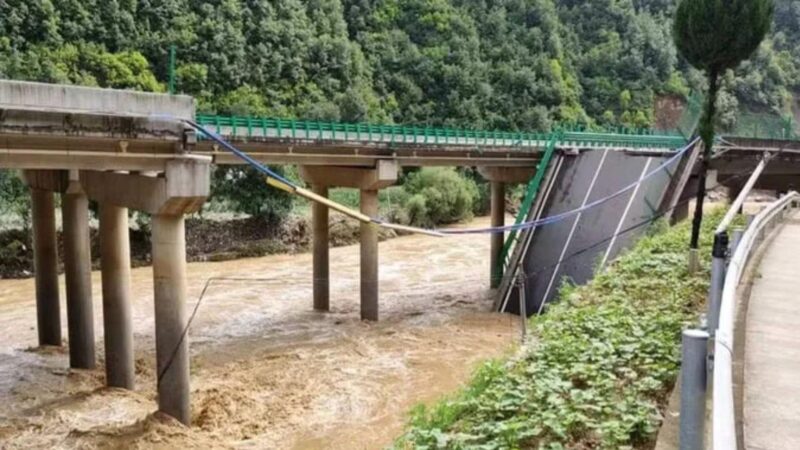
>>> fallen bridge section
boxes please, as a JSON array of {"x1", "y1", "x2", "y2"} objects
[{"x1": 496, "y1": 145, "x2": 691, "y2": 315}]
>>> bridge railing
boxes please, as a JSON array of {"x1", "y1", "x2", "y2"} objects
[
  {"x1": 679, "y1": 179, "x2": 799, "y2": 449},
  {"x1": 195, "y1": 114, "x2": 689, "y2": 150},
  {"x1": 710, "y1": 191, "x2": 798, "y2": 450}
]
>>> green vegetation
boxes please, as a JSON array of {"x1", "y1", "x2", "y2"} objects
[
  {"x1": 674, "y1": 0, "x2": 773, "y2": 248},
  {"x1": 1, "y1": 0, "x2": 798, "y2": 129},
  {"x1": 396, "y1": 211, "x2": 723, "y2": 449},
  {"x1": 1, "y1": 0, "x2": 799, "y2": 224}
]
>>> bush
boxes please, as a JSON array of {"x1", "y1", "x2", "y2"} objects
[
  {"x1": 210, "y1": 166, "x2": 293, "y2": 225},
  {"x1": 396, "y1": 210, "x2": 724, "y2": 449},
  {"x1": 402, "y1": 168, "x2": 479, "y2": 227}
]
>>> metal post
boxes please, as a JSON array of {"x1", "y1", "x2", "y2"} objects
[
  {"x1": 707, "y1": 232, "x2": 728, "y2": 333},
  {"x1": 168, "y1": 45, "x2": 176, "y2": 95},
  {"x1": 517, "y1": 273, "x2": 527, "y2": 343},
  {"x1": 680, "y1": 329, "x2": 709, "y2": 450},
  {"x1": 729, "y1": 228, "x2": 744, "y2": 259},
  {"x1": 688, "y1": 248, "x2": 700, "y2": 274},
  {"x1": 746, "y1": 214, "x2": 755, "y2": 229}
]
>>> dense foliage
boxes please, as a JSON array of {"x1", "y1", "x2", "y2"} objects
[
  {"x1": 396, "y1": 210, "x2": 722, "y2": 449},
  {"x1": 1, "y1": 0, "x2": 798, "y2": 129},
  {"x1": 674, "y1": 0, "x2": 772, "y2": 248},
  {"x1": 0, "y1": 0, "x2": 797, "y2": 222}
]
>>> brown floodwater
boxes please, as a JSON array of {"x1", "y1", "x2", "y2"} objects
[{"x1": 0, "y1": 216, "x2": 518, "y2": 449}]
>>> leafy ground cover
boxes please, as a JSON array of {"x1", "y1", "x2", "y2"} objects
[{"x1": 397, "y1": 210, "x2": 722, "y2": 449}]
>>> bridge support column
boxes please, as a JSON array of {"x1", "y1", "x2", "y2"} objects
[
  {"x1": 79, "y1": 160, "x2": 209, "y2": 425},
  {"x1": 490, "y1": 181, "x2": 505, "y2": 288},
  {"x1": 478, "y1": 167, "x2": 536, "y2": 289},
  {"x1": 31, "y1": 188, "x2": 61, "y2": 346},
  {"x1": 360, "y1": 189, "x2": 379, "y2": 321},
  {"x1": 62, "y1": 178, "x2": 95, "y2": 369},
  {"x1": 100, "y1": 204, "x2": 134, "y2": 389},
  {"x1": 299, "y1": 161, "x2": 398, "y2": 321},
  {"x1": 312, "y1": 185, "x2": 330, "y2": 311},
  {"x1": 152, "y1": 214, "x2": 190, "y2": 425}
]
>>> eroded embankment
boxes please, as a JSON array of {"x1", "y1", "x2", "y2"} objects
[{"x1": 0, "y1": 216, "x2": 516, "y2": 449}]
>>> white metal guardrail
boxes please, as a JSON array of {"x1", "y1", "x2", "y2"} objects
[
  {"x1": 678, "y1": 151, "x2": 800, "y2": 449},
  {"x1": 711, "y1": 190, "x2": 799, "y2": 450}
]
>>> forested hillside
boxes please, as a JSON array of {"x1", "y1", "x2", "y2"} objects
[{"x1": 1, "y1": 0, "x2": 798, "y2": 131}]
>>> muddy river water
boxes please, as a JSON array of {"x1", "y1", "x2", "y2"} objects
[{"x1": 0, "y1": 217, "x2": 518, "y2": 449}]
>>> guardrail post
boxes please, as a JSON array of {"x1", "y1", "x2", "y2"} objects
[
  {"x1": 729, "y1": 227, "x2": 744, "y2": 258},
  {"x1": 707, "y1": 232, "x2": 728, "y2": 333},
  {"x1": 516, "y1": 273, "x2": 527, "y2": 343},
  {"x1": 680, "y1": 329, "x2": 709, "y2": 450}
]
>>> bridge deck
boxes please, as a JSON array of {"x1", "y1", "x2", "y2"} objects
[{"x1": 743, "y1": 210, "x2": 800, "y2": 449}]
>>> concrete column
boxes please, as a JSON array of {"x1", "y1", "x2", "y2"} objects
[
  {"x1": 31, "y1": 188, "x2": 61, "y2": 346},
  {"x1": 360, "y1": 190, "x2": 379, "y2": 321},
  {"x1": 490, "y1": 181, "x2": 506, "y2": 288},
  {"x1": 312, "y1": 185, "x2": 330, "y2": 311},
  {"x1": 100, "y1": 204, "x2": 134, "y2": 389},
  {"x1": 151, "y1": 214, "x2": 190, "y2": 425},
  {"x1": 62, "y1": 186, "x2": 95, "y2": 369}
]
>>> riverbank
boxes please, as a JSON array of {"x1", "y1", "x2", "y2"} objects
[
  {"x1": 0, "y1": 216, "x2": 516, "y2": 449},
  {"x1": 0, "y1": 212, "x2": 397, "y2": 279}
]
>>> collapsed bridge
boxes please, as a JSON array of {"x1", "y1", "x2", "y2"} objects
[{"x1": 1, "y1": 79, "x2": 798, "y2": 424}]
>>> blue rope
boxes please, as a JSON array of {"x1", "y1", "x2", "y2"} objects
[{"x1": 185, "y1": 119, "x2": 297, "y2": 188}]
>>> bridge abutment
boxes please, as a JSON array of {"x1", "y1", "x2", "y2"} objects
[
  {"x1": 99, "y1": 203, "x2": 135, "y2": 389},
  {"x1": 62, "y1": 175, "x2": 96, "y2": 369},
  {"x1": 30, "y1": 187, "x2": 62, "y2": 347},
  {"x1": 478, "y1": 167, "x2": 535, "y2": 289}
]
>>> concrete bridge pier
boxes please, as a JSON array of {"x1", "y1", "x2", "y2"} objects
[
  {"x1": 300, "y1": 161, "x2": 398, "y2": 321},
  {"x1": 478, "y1": 167, "x2": 536, "y2": 288},
  {"x1": 80, "y1": 159, "x2": 210, "y2": 424},
  {"x1": 151, "y1": 213, "x2": 190, "y2": 424},
  {"x1": 360, "y1": 189, "x2": 379, "y2": 321},
  {"x1": 61, "y1": 173, "x2": 96, "y2": 369},
  {"x1": 30, "y1": 187, "x2": 61, "y2": 346},
  {"x1": 99, "y1": 203, "x2": 134, "y2": 389},
  {"x1": 311, "y1": 185, "x2": 330, "y2": 311}
]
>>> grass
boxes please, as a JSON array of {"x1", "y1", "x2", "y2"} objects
[{"x1": 395, "y1": 210, "x2": 723, "y2": 449}]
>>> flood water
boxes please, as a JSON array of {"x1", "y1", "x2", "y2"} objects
[{"x1": 0, "y1": 216, "x2": 517, "y2": 449}]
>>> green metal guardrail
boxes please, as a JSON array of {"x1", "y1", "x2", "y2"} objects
[{"x1": 195, "y1": 114, "x2": 688, "y2": 150}]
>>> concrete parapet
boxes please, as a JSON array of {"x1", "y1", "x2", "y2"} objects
[{"x1": 0, "y1": 79, "x2": 194, "y2": 119}]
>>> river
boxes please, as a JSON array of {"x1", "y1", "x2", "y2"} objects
[{"x1": 0, "y1": 216, "x2": 518, "y2": 449}]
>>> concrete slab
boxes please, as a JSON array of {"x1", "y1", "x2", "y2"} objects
[
  {"x1": 0, "y1": 79, "x2": 193, "y2": 119},
  {"x1": 743, "y1": 212, "x2": 800, "y2": 450}
]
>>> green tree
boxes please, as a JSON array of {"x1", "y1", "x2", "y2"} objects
[{"x1": 674, "y1": 0, "x2": 773, "y2": 250}]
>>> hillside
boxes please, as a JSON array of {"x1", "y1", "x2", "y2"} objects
[{"x1": 1, "y1": 0, "x2": 798, "y2": 131}]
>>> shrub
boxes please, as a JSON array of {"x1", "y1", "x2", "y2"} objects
[{"x1": 402, "y1": 168, "x2": 479, "y2": 227}]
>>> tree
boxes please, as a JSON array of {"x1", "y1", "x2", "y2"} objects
[{"x1": 673, "y1": 0, "x2": 773, "y2": 251}]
